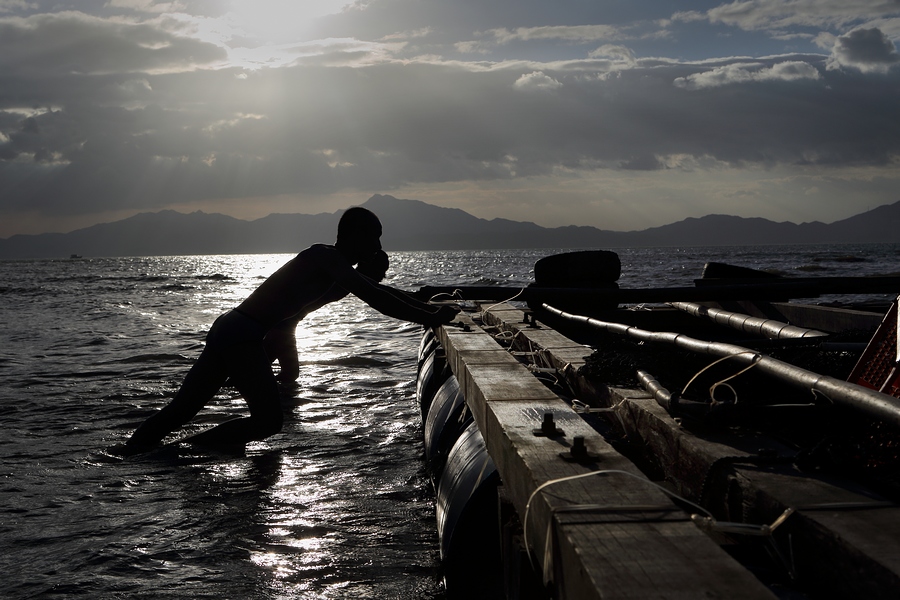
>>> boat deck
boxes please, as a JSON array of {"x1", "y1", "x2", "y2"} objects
[{"x1": 434, "y1": 301, "x2": 900, "y2": 599}]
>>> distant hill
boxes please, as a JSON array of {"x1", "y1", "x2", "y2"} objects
[{"x1": 1, "y1": 194, "x2": 898, "y2": 258}]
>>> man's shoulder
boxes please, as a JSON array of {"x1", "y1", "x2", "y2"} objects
[
  {"x1": 297, "y1": 244, "x2": 356, "y2": 274},
  {"x1": 298, "y1": 243, "x2": 338, "y2": 259},
  {"x1": 302, "y1": 243, "x2": 335, "y2": 252}
]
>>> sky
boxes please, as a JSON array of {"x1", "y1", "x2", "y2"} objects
[{"x1": 0, "y1": 0, "x2": 899, "y2": 238}]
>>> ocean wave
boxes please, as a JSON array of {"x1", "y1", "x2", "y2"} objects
[
  {"x1": 157, "y1": 284, "x2": 196, "y2": 291},
  {"x1": 304, "y1": 356, "x2": 393, "y2": 368},
  {"x1": 833, "y1": 255, "x2": 867, "y2": 263},
  {"x1": 0, "y1": 285, "x2": 48, "y2": 295},
  {"x1": 116, "y1": 353, "x2": 193, "y2": 364},
  {"x1": 196, "y1": 273, "x2": 233, "y2": 281}
]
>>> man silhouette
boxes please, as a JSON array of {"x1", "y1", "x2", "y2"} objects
[{"x1": 114, "y1": 207, "x2": 456, "y2": 454}]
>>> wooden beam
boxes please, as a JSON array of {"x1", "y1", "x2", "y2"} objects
[{"x1": 613, "y1": 392, "x2": 900, "y2": 599}]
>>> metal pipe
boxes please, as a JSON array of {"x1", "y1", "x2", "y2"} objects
[
  {"x1": 669, "y1": 301, "x2": 828, "y2": 339},
  {"x1": 414, "y1": 276, "x2": 900, "y2": 304},
  {"x1": 542, "y1": 303, "x2": 900, "y2": 429},
  {"x1": 636, "y1": 370, "x2": 674, "y2": 412}
]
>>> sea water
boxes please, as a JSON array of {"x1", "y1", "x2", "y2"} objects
[{"x1": 1, "y1": 244, "x2": 899, "y2": 599}]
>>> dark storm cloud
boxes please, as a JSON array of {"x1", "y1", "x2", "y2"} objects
[
  {"x1": 0, "y1": 0, "x2": 898, "y2": 229},
  {"x1": 829, "y1": 27, "x2": 900, "y2": 72},
  {"x1": 3, "y1": 49, "x2": 898, "y2": 217},
  {"x1": 0, "y1": 11, "x2": 225, "y2": 75}
]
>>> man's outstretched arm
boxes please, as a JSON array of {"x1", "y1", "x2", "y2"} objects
[{"x1": 315, "y1": 246, "x2": 458, "y2": 326}]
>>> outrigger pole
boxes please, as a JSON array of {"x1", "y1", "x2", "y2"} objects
[
  {"x1": 540, "y1": 303, "x2": 900, "y2": 430},
  {"x1": 414, "y1": 275, "x2": 900, "y2": 304}
]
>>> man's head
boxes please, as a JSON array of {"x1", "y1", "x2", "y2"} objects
[
  {"x1": 336, "y1": 207, "x2": 382, "y2": 264},
  {"x1": 356, "y1": 250, "x2": 390, "y2": 282}
]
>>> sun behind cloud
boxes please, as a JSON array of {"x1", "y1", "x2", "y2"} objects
[{"x1": 225, "y1": 0, "x2": 351, "y2": 44}]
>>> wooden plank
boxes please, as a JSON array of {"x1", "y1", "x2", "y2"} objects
[
  {"x1": 480, "y1": 303, "x2": 592, "y2": 370},
  {"x1": 480, "y1": 400, "x2": 770, "y2": 599},
  {"x1": 481, "y1": 303, "x2": 610, "y2": 406},
  {"x1": 741, "y1": 468, "x2": 900, "y2": 599},
  {"x1": 620, "y1": 387, "x2": 900, "y2": 599},
  {"x1": 438, "y1": 321, "x2": 519, "y2": 386},
  {"x1": 437, "y1": 314, "x2": 778, "y2": 599}
]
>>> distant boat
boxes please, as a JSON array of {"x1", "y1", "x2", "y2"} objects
[{"x1": 69, "y1": 254, "x2": 82, "y2": 259}]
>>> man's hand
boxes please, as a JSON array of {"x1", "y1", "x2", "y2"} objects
[{"x1": 427, "y1": 304, "x2": 460, "y2": 327}]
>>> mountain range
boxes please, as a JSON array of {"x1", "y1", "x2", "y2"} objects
[{"x1": 1, "y1": 194, "x2": 898, "y2": 258}]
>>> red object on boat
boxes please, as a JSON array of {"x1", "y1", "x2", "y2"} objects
[{"x1": 849, "y1": 297, "x2": 900, "y2": 397}]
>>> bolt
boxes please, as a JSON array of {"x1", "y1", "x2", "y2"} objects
[
  {"x1": 541, "y1": 412, "x2": 556, "y2": 435},
  {"x1": 534, "y1": 412, "x2": 564, "y2": 437},
  {"x1": 570, "y1": 436, "x2": 588, "y2": 459}
]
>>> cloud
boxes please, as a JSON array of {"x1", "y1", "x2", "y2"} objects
[
  {"x1": 669, "y1": 11, "x2": 707, "y2": 24},
  {"x1": 0, "y1": 0, "x2": 35, "y2": 13},
  {"x1": 704, "y1": 0, "x2": 900, "y2": 31},
  {"x1": 0, "y1": 11, "x2": 226, "y2": 76},
  {"x1": 455, "y1": 40, "x2": 491, "y2": 54},
  {"x1": 379, "y1": 26, "x2": 431, "y2": 41},
  {"x1": 589, "y1": 44, "x2": 636, "y2": 64},
  {"x1": 827, "y1": 27, "x2": 900, "y2": 73},
  {"x1": 488, "y1": 24, "x2": 623, "y2": 44},
  {"x1": 107, "y1": 0, "x2": 188, "y2": 13},
  {"x1": 513, "y1": 70, "x2": 562, "y2": 91},
  {"x1": 674, "y1": 60, "x2": 822, "y2": 89}
]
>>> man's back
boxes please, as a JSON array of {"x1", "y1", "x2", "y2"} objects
[{"x1": 237, "y1": 244, "x2": 343, "y2": 328}]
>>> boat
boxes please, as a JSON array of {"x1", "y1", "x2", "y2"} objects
[{"x1": 414, "y1": 251, "x2": 900, "y2": 599}]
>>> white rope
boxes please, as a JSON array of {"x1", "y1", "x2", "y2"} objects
[
  {"x1": 571, "y1": 399, "x2": 628, "y2": 433},
  {"x1": 522, "y1": 469, "x2": 712, "y2": 582},
  {"x1": 681, "y1": 351, "x2": 762, "y2": 404},
  {"x1": 428, "y1": 289, "x2": 465, "y2": 302},
  {"x1": 522, "y1": 468, "x2": 797, "y2": 588},
  {"x1": 480, "y1": 288, "x2": 526, "y2": 321}
]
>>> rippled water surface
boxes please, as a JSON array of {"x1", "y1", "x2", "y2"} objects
[{"x1": 1, "y1": 244, "x2": 898, "y2": 599}]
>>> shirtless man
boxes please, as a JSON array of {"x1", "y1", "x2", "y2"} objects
[
  {"x1": 114, "y1": 207, "x2": 456, "y2": 455},
  {"x1": 265, "y1": 249, "x2": 390, "y2": 383}
]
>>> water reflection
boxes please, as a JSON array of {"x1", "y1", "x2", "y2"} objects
[{"x1": 145, "y1": 276, "x2": 443, "y2": 597}]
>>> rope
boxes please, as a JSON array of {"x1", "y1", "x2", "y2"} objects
[
  {"x1": 681, "y1": 351, "x2": 762, "y2": 404},
  {"x1": 523, "y1": 469, "x2": 798, "y2": 588},
  {"x1": 428, "y1": 289, "x2": 465, "y2": 303},
  {"x1": 572, "y1": 398, "x2": 627, "y2": 433},
  {"x1": 481, "y1": 287, "x2": 526, "y2": 319},
  {"x1": 522, "y1": 469, "x2": 712, "y2": 582}
]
